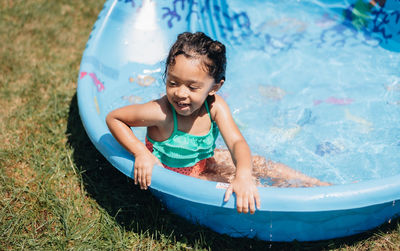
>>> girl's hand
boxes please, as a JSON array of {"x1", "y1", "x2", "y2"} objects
[
  {"x1": 224, "y1": 174, "x2": 261, "y2": 214},
  {"x1": 134, "y1": 151, "x2": 161, "y2": 190}
]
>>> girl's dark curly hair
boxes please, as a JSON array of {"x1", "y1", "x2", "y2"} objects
[{"x1": 164, "y1": 32, "x2": 226, "y2": 83}]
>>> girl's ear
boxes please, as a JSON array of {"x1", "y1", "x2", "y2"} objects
[{"x1": 208, "y1": 79, "x2": 224, "y2": 96}]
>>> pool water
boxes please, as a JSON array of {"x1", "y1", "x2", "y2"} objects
[
  {"x1": 221, "y1": 1, "x2": 400, "y2": 185},
  {"x1": 94, "y1": 0, "x2": 400, "y2": 185}
]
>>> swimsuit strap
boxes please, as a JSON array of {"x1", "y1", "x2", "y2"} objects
[
  {"x1": 170, "y1": 101, "x2": 213, "y2": 133},
  {"x1": 204, "y1": 100, "x2": 212, "y2": 121},
  {"x1": 170, "y1": 103, "x2": 178, "y2": 133}
]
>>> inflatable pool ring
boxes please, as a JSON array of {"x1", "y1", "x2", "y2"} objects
[{"x1": 77, "y1": 0, "x2": 400, "y2": 241}]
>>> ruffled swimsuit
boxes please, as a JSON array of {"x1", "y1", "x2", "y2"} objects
[{"x1": 146, "y1": 101, "x2": 219, "y2": 176}]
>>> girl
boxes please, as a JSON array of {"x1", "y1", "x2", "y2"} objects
[{"x1": 106, "y1": 32, "x2": 329, "y2": 214}]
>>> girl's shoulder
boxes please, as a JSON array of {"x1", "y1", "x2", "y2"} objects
[
  {"x1": 125, "y1": 95, "x2": 172, "y2": 126},
  {"x1": 152, "y1": 95, "x2": 168, "y2": 109},
  {"x1": 147, "y1": 96, "x2": 175, "y2": 141},
  {"x1": 208, "y1": 94, "x2": 230, "y2": 120},
  {"x1": 150, "y1": 95, "x2": 173, "y2": 121}
]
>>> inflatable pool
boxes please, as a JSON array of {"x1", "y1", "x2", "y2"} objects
[{"x1": 77, "y1": 0, "x2": 400, "y2": 241}]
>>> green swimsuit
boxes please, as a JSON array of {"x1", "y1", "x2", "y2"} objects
[{"x1": 146, "y1": 101, "x2": 219, "y2": 168}]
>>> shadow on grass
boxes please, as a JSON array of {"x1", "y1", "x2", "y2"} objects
[{"x1": 66, "y1": 93, "x2": 399, "y2": 250}]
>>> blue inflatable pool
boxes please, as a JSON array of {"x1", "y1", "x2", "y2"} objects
[{"x1": 77, "y1": 0, "x2": 400, "y2": 241}]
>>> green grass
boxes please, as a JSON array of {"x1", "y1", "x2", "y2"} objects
[{"x1": 1, "y1": 0, "x2": 399, "y2": 250}]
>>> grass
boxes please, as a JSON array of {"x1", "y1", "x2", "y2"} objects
[{"x1": 0, "y1": 0, "x2": 399, "y2": 250}]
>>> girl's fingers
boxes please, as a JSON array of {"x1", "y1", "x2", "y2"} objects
[
  {"x1": 236, "y1": 196, "x2": 243, "y2": 213},
  {"x1": 137, "y1": 168, "x2": 143, "y2": 188},
  {"x1": 145, "y1": 168, "x2": 152, "y2": 188},
  {"x1": 248, "y1": 193, "x2": 256, "y2": 214},
  {"x1": 224, "y1": 185, "x2": 233, "y2": 202},
  {"x1": 225, "y1": 185, "x2": 261, "y2": 214},
  {"x1": 140, "y1": 169, "x2": 148, "y2": 189},
  {"x1": 254, "y1": 190, "x2": 261, "y2": 210},
  {"x1": 242, "y1": 195, "x2": 249, "y2": 214},
  {"x1": 134, "y1": 167, "x2": 138, "y2": 185},
  {"x1": 136, "y1": 166, "x2": 145, "y2": 189},
  {"x1": 134, "y1": 160, "x2": 156, "y2": 190}
]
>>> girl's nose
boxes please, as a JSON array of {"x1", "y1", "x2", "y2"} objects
[{"x1": 175, "y1": 85, "x2": 189, "y2": 98}]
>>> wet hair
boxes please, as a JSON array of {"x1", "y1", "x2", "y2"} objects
[{"x1": 164, "y1": 32, "x2": 226, "y2": 83}]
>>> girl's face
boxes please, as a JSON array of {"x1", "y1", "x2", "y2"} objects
[{"x1": 166, "y1": 54, "x2": 222, "y2": 116}]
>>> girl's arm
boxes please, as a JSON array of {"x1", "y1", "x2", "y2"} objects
[
  {"x1": 211, "y1": 95, "x2": 261, "y2": 214},
  {"x1": 106, "y1": 98, "x2": 166, "y2": 190}
]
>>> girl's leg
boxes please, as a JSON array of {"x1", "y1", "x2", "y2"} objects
[
  {"x1": 199, "y1": 149, "x2": 236, "y2": 183},
  {"x1": 200, "y1": 149, "x2": 330, "y2": 187},
  {"x1": 252, "y1": 155, "x2": 331, "y2": 187}
]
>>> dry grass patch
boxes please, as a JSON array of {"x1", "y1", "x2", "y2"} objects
[{"x1": 4, "y1": 161, "x2": 37, "y2": 188}]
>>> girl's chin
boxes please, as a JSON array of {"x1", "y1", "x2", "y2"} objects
[{"x1": 176, "y1": 107, "x2": 192, "y2": 115}]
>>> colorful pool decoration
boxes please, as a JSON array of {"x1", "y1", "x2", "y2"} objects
[{"x1": 77, "y1": 0, "x2": 400, "y2": 242}]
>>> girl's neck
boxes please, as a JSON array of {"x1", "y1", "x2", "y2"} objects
[
  {"x1": 175, "y1": 103, "x2": 204, "y2": 123},
  {"x1": 174, "y1": 103, "x2": 210, "y2": 135}
]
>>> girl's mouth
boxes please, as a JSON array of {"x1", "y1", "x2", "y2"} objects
[{"x1": 176, "y1": 101, "x2": 190, "y2": 109}]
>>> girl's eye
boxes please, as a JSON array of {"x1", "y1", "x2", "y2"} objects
[
  {"x1": 189, "y1": 85, "x2": 199, "y2": 90},
  {"x1": 168, "y1": 81, "x2": 177, "y2": 86}
]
